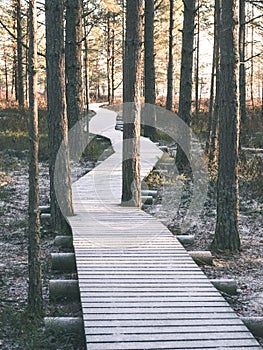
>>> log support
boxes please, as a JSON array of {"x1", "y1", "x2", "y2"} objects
[
  {"x1": 189, "y1": 251, "x2": 213, "y2": 266},
  {"x1": 51, "y1": 253, "x2": 76, "y2": 272},
  {"x1": 241, "y1": 317, "x2": 263, "y2": 338},
  {"x1": 49, "y1": 280, "x2": 80, "y2": 301},
  {"x1": 211, "y1": 279, "x2": 238, "y2": 295}
]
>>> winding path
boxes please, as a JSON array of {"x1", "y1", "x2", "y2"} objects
[{"x1": 67, "y1": 105, "x2": 261, "y2": 349}]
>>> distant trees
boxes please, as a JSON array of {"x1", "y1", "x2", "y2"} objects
[{"x1": 212, "y1": 0, "x2": 241, "y2": 251}]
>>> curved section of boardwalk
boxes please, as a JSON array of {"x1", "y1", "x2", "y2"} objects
[{"x1": 68, "y1": 105, "x2": 261, "y2": 349}]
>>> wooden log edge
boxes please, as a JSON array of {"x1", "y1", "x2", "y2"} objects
[
  {"x1": 189, "y1": 251, "x2": 213, "y2": 266},
  {"x1": 54, "y1": 235, "x2": 73, "y2": 249},
  {"x1": 241, "y1": 317, "x2": 263, "y2": 338},
  {"x1": 51, "y1": 253, "x2": 76, "y2": 272},
  {"x1": 44, "y1": 317, "x2": 84, "y2": 335},
  {"x1": 176, "y1": 235, "x2": 195, "y2": 245},
  {"x1": 49, "y1": 280, "x2": 80, "y2": 301},
  {"x1": 211, "y1": 279, "x2": 238, "y2": 295}
]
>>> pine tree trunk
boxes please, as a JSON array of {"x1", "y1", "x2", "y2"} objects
[
  {"x1": 83, "y1": 6, "x2": 90, "y2": 126},
  {"x1": 122, "y1": 0, "x2": 143, "y2": 207},
  {"x1": 239, "y1": 0, "x2": 246, "y2": 124},
  {"x1": 205, "y1": 0, "x2": 217, "y2": 155},
  {"x1": 144, "y1": 0, "x2": 156, "y2": 140},
  {"x1": 65, "y1": 0, "x2": 84, "y2": 130},
  {"x1": 208, "y1": 0, "x2": 221, "y2": 169},
  {"x1": 212, "y1": 0, "x2": 241, "y2": 252},
  {"x1": 166, "y1": 0, "x2": 174, "y2": 111},
  {"x1": 176, "y1": 0, "x2": 196, "y2": 173},
  {"x1": 28, "y1": 0, "x2": 42, "y2": 315},
  {"x1": 111, "y1": 27, "x2": 115, "y2": 105},
  {"x1": 46, "y1": 0, "x2": 73, "y2": 234},
  {"x1": 4, "y1": 50, "x2": 9, "y2": 101},
  {"x1": 107, "y1": 15, "x2": 111, "y2": 104},
  {"x1": 195, "y1": 0, "x2": 200, "y2": 117},
  {"x1": 16, "y1": 0, "x2": 24, "y2": 108}
]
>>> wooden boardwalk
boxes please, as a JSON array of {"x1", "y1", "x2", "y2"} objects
[{"x1": 68, "y1": 105, "x2": 261, "y2": 349}]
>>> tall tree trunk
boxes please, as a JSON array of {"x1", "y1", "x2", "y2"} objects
[
  {"x1": 212, "y1": 0, "x2": 240, "y2": 252},
  {"x1": 107, "y1": 15, "x2": 111, "y2": 104},
  {"x1": 144, "y1": 0, "x2": 156, "y2": 140},
  {"x1": 205, "y1": 0, "x2": 217, "y2": 155},
  {"x1": 250, "y1": 3, "x2": 255, "y2": 110},
  {"x1": 28, "y1": 0, "x2": 42, "y2": 316},
  {"x1": 175, "y1": 0, "x2": 196, "y2": 173},
  {"x1": 83, "y1": 4, "x2": 90, "y2": 131},
  {"x1": 122, "y1": 0, "x2": 143, "y2": 207},
  {"x1": 16, "y1": 0, "x2": 24, "y2": 108},
  {"x1": 65, "y1": 0, "x2": 84, "y2": 130},
  {"x1": 239, "y1": 0, "x2": 246, "y2": 124},
  {"x1": 195, "y1": 0, "x2": 200, "y2": 117},
  {"x1": 111, "y1": 26, "x2": 115, "y2": 105},
  {"x1": 4, "y1": 50, "x2": 9, "y2": 101},
  {"x1": 166, "y1": 0, "x2": 174, "y2": 111},
  {"x1": 46, "y1": 0, "x2": 73, "y2": 234},
  {"x1": 208, "y1": 0, "x2": 221, "y2": 169}
]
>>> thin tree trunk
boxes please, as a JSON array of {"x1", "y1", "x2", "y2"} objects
[
  {"x1": 166, "y1": 0, "x2": 174, "y2": 111},
  {"x1": 46, "y1": 0, "x2": 73, "y2": 234},
  {"x1": 208, "y1": 0, "x2": 221, "y2": 169},
  {"x1": 122, "y1": 0, "x2": 143, "y2": 207},
  {"x1": 65, "y1": 0, "x2": 84, "y2": 130},
  {"x1": 239, "y1": 0, "x2": 246, "y2": 123},
  {"x1": 195, "y1": 0, "x2": 200, "y2": 117},
  {"x1": 28, "y1": 0, "x2": 42, "y2": 315},
  {"x1": 107, "y1": 15, "x2": 111, "y2": 104},
  {"x1": 16, "y1": 0, "x2": 24, "y2": 108},
  {"x1": 83, "y1": 5, "x2": 90, "y2": 131},
  {"x1": 205, "y1": 0, "x2": 217, "y2": 155},
  {"x1": 250, "y1": 3, "x2": 255, "y2": 110},
  {"x1": 4, "y1": 50, "x2": 9, "y2": 101},
  {"x1": 144, "y1": 0, "x2": 156, "y2": 140},
  {"x1": 212, "y1": 0, "x2": 240, "y2": 252},
  {"x1": 175, "y1": 0, "x2": 196, "y2": 173},
  {"x1": 111, "y1": 26, "x2": 115, "y2": 105}
]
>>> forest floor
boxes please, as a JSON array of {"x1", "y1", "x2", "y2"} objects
[{"x1": 0, "y1": 108, "x2": 263, "y2": 348}]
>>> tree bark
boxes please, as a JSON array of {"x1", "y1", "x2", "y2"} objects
[
  {"x1": 208, "y1": 0, "x2": 221, "y2": 169},
  {"x1": 28, "y1": 0, "x2": 42, "y2": 316},
  {"x1": 144, "y1": 0, "x2": 157, "y2": 140},
  {"x1": 212, "y1": 0, "x2": 241, "y2": 252},
  {"x1": 239, "y1": 0, "x2": 246, "y2": 124},
  {"x1": 65, "y1": 0, "x2": 84, "y2": 130},
  {"x1": 16, "y1": 0, "x2": 24, "y2": 108},
  {"x1": 166, "y1": 0, "x2": 174, "y2": 111},
  {"x1": 46, "y1": 0, "x2": 73, "y2": 234},
  {"x1": 122, "y1": 0, "x2": 143, "y2": 207},
  {"x1": 175, "y1": 0, "x2": 196, "y2": 173}
]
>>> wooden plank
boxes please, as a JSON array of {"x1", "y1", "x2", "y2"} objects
[
  {"x1": 85, "y1": 340, "x2": 260, "y2": 350},
  {"x1": 82, "y1": 313, "x2": 240, "y2": 321},
  {"x1": 84, "y1": 318, "x2": 244, "y2": 328},
  {"x1": 87, "y1": 332, "x2": 254, "y2": 342},
  {"x1": 85, "y1": 325, "x2": 250, "y2": 335},
  {"x1": 82, "y1": 306, "x2": 236, "y2": 314}
]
